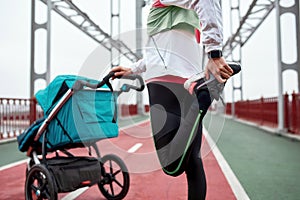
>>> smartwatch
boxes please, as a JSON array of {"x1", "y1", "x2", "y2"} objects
[{"x1": 208, "y1": 50, "x2": 223, "y2": 59}]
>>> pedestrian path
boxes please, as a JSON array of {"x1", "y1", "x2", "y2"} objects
[
  {"x1": 1, "y1": 113, "x2": 300, "y2": 199},
  {"x1": 0, "y1": 139, "x2": 27, "y2": 167},
  {"x1": 203, "y1": 112, "x2": 300, "y2": 200},
  {"x1": 0, "y1": 117, "x2": 235, "y2": 200},
  {"x1": 72, "y1": 120, "x2": 236, "y2": 200}
]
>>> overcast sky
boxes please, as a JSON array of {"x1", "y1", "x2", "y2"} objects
[{"x1": 0, "y1": 0, "x2": 298, "y2": 102}]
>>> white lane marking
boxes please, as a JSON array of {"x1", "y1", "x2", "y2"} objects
[
  {"x1": 127, "y1": 143, "x2": 143, "y2": 153},
  {"x1": 203, "y1": 128, "x2": 250, "y2": 200},
  {"x1": 61, "y1": 187, "x2": 89, "y2": 200},
  {"x1": 0, "y1": 159, "x2": 27, "y2": 171}
]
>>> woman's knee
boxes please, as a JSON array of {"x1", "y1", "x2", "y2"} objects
[
  {"x1": 161, "y1": 161, "x2": 186, "y2": 177},
  {"x1": 196, "y1": 88, "x2": 213, "y2": 113}
]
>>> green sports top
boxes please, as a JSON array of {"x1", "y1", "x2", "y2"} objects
[{"x1": 147, "y1": 6, "x2": 200, "y2": 36}]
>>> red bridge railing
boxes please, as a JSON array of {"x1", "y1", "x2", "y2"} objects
[
  {"x1": 226, "y1": 92, "x2": 300, "y2": 135},
  {"x1": 120, "y1": 104, "x2": 150, "y2": 117},
  {"x1": 1, "y1": 92, "x2": 298, "y2": 140},
  {"x1": 0, "y1": 98, "x2": 43, "y2": 140}
]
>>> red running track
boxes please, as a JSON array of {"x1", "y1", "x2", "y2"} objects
[{"x1": 0, "y1": 120, "x2": 236, "y2": 200}]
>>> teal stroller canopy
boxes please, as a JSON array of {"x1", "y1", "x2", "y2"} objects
[
  {"x1": 18, "y1": 75, "x2": 118, "y2": 152},
  {"x1": 36, "y1": 75, "x2": 103, "y2": 114}
]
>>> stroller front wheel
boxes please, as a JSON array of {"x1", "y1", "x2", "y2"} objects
[
  {"x1": 25, "y1": 164, "x2": 57, "y2": 200},
  {"x1": 98, "y1": 154, "x2": 130, "y2": 200}
]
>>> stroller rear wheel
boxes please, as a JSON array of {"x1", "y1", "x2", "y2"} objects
[
  {"x1": 25, "y1": 164, "x2": 57, "y2": 200},
  {"x1": 98, "y1": 154, "x2": 130, "y2": 200}
]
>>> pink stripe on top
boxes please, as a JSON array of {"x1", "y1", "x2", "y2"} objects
[
  {"x1": 152, "y1": 0, "x2": 167, "y2": 8},
  {"x1": 146, "y1": 75, "x2": 187, "y2": 85}
]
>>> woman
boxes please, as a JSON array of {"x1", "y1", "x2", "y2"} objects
[{"x1": 112, "y1": 0, "x2": 239, "y2": 199}]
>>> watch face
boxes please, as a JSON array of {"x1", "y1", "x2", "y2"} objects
[{"x1": 208, "y1": 50, "x2": 222, "y2": 59}]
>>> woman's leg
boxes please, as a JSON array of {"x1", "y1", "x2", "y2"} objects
[
  {"x1": 147, "y1": 81, "x2": 188, "y2": 176},
  {"x1": 147, "y1": 82, "x2": 211, "y2": 174},
  {"x1": 184, "y1": 88, "x2": 212, "y2": 200},
  {"x1": 147, "y1": 81, "x2": 211, "y2": 199},
  {"x1": 185, "y1": 123, "x2": 207, "y2": 200}
]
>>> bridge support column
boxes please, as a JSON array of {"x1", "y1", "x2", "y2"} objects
[
  {"x1": 229, "y1": 0, "x2": 243, "y2": 117},
  {"x1": 275, "y1": 0, "x2": 300, "y2": 131},
  {"x1": 30, "y1": 0, "x2": 52, "y2": 97},
  {"x1": 110, "y1": 0, "x2": 120, "y2": 68},
  {"x1": 136, "y1": 0, "x2": 145, "y2": 115}
]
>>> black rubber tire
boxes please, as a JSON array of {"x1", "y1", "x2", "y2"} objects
[
  {"x1": 98, "y1": 154, "x2": 130, "y2": 200},
  {"x1": 25, "y1": 164, "x2": 57, "y2": 200}
]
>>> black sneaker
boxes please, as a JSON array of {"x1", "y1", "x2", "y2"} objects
[{"x1": 184, "y1": 62, "x2": 241, "y2": 104}]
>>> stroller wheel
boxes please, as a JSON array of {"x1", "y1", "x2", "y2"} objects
[
  {"x1": 98, "y1": 154, "x2": 130, "y2": 200},
  {"x1": 25, "y1": 164, "x2": 57, "y2": 200}
]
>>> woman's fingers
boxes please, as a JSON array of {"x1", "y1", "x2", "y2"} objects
[
  {"x1": 205, "y1": 57, "x2": 234, "y2": 83},
  {"x1": 111, "y1": 66, "x2": 132, "y2": 79},
  {"x1": 206, "y1": 59, "x2": 226, "y2": 83},
  {"x1": 111, "y1": 66, "x2": 124, "y2": 72},
  {"x1": 223, "y1": 64, "x2": 234, "y2": 75},
  {"x1": 219, "y1": 65, "x2": 233, "y2": 79},
  {"x1": 220, "y1": 71, "x2": 231, "y2": 79}
]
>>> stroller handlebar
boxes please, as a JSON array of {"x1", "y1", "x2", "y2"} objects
[
  {"x1": 118, "y1": 74, "x2": 145, "y2": 92},
  {"x1": 72, "y1": 72, "x2": 145, "y2": 92}
]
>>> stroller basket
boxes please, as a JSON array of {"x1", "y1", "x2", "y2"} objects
[{"x1": 47, "y1": 156, "x2": 101, "y2": 193}]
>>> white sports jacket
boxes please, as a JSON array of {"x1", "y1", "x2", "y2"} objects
[
  {"x1": 160, "y1": 0, "x2": 223, "y2": 52},
  {"x1": 130, "y1": 0, "x2": 223, "y2": 81}
]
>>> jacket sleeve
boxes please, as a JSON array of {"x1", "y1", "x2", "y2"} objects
[
  {"x1": 160, "y1": 0, "x2": 223, "y2": 52},
  {"x1": 130, "y1": 58, "x2": 147, "y2": 74}
]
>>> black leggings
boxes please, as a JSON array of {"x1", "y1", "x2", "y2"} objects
[{"x1": 147, "y1": 81, "x2": 212, "y2": 200}]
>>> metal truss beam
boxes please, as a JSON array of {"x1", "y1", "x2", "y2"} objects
[
  {"x1": 223, "y1": 0, "x2": 275, "y2": 58},
  {"x1": 30, "y1": 0, "x2": 52, "y2": 97},
  {"x1": 40, "y1": 0, "x2": 140, "y2": 62}
]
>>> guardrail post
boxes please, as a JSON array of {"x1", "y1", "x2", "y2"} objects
[
  {"x1": 284, "y1": 93, "x2": 289, "y2": 130},
  {"x1": 244, "y1": 99, "x2": 254, "y2": 120},
  {"x1": 291, "y1": 92, "x2": 296, "y2": 134},
  {"x1": 30, "y1": 98, "x2": 37, "y2": 124},
  {"x1": 226, "y1": 103, "x2": 231, "y2": 115},
  {"x1": 296, "y1": 93, "x2": 300, "y2": 135},
  {"x1": 295, "y1": 93, "x2": 300, "y2": 134},
  {"x1": 260, "y1": 97, "x2": 264, "y2": 125}
]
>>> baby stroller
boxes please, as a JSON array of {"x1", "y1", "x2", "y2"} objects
[{"x1": 17, "y1": 72, "x2": 144, "y2": 200}]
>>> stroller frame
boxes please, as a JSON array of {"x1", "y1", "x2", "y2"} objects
[{"x1": 23, "y1": 72, "x2": 144, "y2": 200}]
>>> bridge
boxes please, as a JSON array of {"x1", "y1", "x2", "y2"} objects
[{"x1": 0, "y1": 0, "x2": 300, "y2": 199}]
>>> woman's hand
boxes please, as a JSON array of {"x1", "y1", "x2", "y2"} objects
[
  {"x1": 205, "y1": 57, "x2": 233, "y2": 83},
  {"x1": 111, "y1": 66, "x2": 133, "y2": 79}
]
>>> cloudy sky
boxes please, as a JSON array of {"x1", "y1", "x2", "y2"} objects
[{"x1": 0, "y1": 0, "x2": 298, "y2": 102}]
